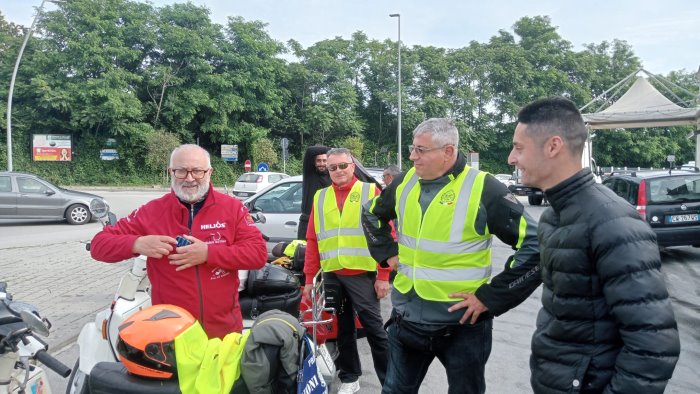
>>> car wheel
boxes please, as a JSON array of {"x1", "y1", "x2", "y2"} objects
[
  {"x1": 66, "y1": 204, "x2": 91, "y2": 225},
  {"x1": 528, "y1": 195, "x2": 543, "y2": 206}
]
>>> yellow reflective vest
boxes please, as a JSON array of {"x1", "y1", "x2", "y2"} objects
[
  {"x1": 313, "y1": 181, "x2": 376, "y2": 272},
  {"x1": 175, "y1": 321, "x2": 249, "y2": 394},
  {"x1": 394, "y1": 166, "x2": 492, "y2": 302}
]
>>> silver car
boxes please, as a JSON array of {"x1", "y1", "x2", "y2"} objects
[
  {"x1": 244, "y1": 175, "x2": 302, "y2": 255},
  {"x1": 0, "y1": 171, "x2": 106, "y2": 225}
]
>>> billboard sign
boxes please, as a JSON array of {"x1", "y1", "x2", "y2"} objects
[{"x1": 32, "y1": 134, "x2": 72, "y2": 161}]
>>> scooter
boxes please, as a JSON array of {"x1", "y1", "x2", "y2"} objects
[
  {"x1": 66, "y1": 201, "x2": 337, "y2": 393},
  {"x1": 0, "y1": 282, "x2": 72, "y2": 394}
]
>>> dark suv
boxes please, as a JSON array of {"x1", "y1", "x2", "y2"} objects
[{"x1": 602, "y1": 169, "x2": 700, "y2": 247}]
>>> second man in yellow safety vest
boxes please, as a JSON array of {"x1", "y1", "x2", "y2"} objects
[
  {"x1": 303, "y1": 147, "x2": 391, "y2": 394},
  {"x1": 362, "y1": 118, "x2": 541, "y2": 394}
]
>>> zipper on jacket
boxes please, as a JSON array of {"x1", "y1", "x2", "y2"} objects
[{"x1": 189, "y1": 203, "x2": 205, "y2": 331}]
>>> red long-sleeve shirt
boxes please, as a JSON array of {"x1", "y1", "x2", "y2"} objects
[{"x1": 304, "y1": 177, "x2": 391, "y2": 285}]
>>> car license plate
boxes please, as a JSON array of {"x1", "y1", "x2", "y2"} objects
[
  {"x1": 236, "y1": 192, "x2": 250, "y2": 197},
  {"x1": 667, "y1": 214, "x2": 699, "y2": 223}
]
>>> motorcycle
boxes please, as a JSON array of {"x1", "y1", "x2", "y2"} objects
[
  {"x1": 66, "y1": 201, "x2": 337, "y2": 393},
  {"x1": 0, "y1": 282, "x2": 72, "y2": 394}
]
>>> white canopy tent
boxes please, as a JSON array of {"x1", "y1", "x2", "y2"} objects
[{"x1": 581, "y1": 69, "x2": 700, "y2": 166}]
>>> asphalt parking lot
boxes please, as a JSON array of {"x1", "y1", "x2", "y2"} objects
[{"x1": 1, "y1": 191, "x2": 697, "y2": 393}]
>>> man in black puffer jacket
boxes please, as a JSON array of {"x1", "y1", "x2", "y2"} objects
[{"x1": 508, "y1": 97, "x2": 680, "y2": 393}]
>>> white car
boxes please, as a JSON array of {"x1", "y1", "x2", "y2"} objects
[
  {"x1": 232, "y1": 171, "x2": 289, "y2": 200},
  {"x1": 494, "y1": 173, "x2": 516, "y2": 187},
  {"x1": 244, "y1": 176, "x2": 303, "y2": 255}
]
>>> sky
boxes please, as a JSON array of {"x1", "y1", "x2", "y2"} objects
[{"x1": 2, "y1": 0, "x2": 700, "y2": 75}]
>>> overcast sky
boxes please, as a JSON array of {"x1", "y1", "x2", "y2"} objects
[{"x1": 2, "y1": 0, "x2": 699, "y2": 75}]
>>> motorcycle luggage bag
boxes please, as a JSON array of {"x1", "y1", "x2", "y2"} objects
[
  {"x1": 246, "y1": 263, "x2": 299, "y2": 296},
  {"x1": 87, "y1": 361, "x2": 249, "y2": 394},
  {"x1": 239, "y1": 288, "x2": 302, "y2": 320}
]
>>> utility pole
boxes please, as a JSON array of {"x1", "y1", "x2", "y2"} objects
[
  {"x1": 6, "y1": 0, "x2": 57, "y2": 171},
  {"x1": 389, "y1": 13, "x2": 402, "y2": 171}
]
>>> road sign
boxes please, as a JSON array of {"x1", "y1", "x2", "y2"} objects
[
  {"x1": 221, "y1": 144, "x2": 238, "y2": 162},
  {"x1": 257, "y1": 162, "x2": 269, "y2": 172},
  {"x1": 244, "y1": 159, "x2": 252, "y2": 172},
  {"x1": 99, "y1": 149, "x2": 119, "y2": 161},
  {"x1": 281, "y1": 137, "x2": 289, "y2": 149}
]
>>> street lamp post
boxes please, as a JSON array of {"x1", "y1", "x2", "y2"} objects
[
  {"x1": 389, "y1": 13, "x2": 401, "y2": 171},
  {"x1": 6, "y1": 0, "x2": 53, "y2": 172}
]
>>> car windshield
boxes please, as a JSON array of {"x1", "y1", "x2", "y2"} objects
[{"x1": 648, "y1": 175, "x2": 700, "y2": 203}]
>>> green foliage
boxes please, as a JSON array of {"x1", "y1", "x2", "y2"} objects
[
  {"x1": 340, "y1": 136, "x2": 365, "y2": 161},
  {"x1": 250, "y1": 137, "x2": 278, "y2": 167},
  {"x1": 144, "y1": 130, "x2": 181, "y2": 183},
  {"x1": 1, "y1": 5, "x2": 697, "y2": 185},
  {"x1": 210, "y1": 155, "x2": 240, "y2": 187}
]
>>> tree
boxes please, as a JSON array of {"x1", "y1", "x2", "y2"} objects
[
  {"x1": 144, "y1": 130, "x2": 181, "y2": 184},
  {"x1": 250, "y1": 137, "x2": 278, "y2": 168}
]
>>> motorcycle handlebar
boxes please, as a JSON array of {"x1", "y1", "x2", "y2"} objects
[{"x1": 35, "y1": 349, "x2": 71, "y2": 378}]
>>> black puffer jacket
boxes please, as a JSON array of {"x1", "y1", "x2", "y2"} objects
[{"x1": 530, "y1": 169, "x2": 680, "y2": 394}]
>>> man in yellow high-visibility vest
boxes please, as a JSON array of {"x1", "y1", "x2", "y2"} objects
[
  {"x1": 362, "y1": 118, "x2": 541, "y2": 394},
  {"x1": 303, "y1": 148, "x2": 391, "y2": 394}
]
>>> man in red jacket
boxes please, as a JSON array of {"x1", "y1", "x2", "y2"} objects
[
  {"x1": 303, "y1": 148, "x2": 391, "y2": 394},
  {"x1": 91, "y1": 144, "x2": 267, "y2": 338}
]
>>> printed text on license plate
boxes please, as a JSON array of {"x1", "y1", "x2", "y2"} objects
[{"x1": 668, "y1": 214, "x2": 699, "y2": 223}]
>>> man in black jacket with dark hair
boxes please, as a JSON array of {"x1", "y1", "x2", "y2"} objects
[
  {"x1": 298, "y1": 146, "x2": 331, "y2": 240},
  {"x1": 509, "y1": 97, "x2": 680, "y2": 393}
]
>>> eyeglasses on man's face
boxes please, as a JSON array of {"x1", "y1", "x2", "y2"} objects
[
  {"x1": 408, "y1": 145, "x2": 448, "y2": 155},
  {"x1": 170, "y1": 168, "x2": 210, "y2": 179},
  {"x1": 327, "y1": 162, "x2": 353, "y2": 172}
]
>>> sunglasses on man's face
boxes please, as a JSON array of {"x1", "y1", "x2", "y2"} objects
[{"x1": 327, "y1": 162, "x2": 353, "y2": 172}]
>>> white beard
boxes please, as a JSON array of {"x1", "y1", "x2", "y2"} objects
[{"x1": 172, "y1": 178, "x2": 210, "y2": 203}]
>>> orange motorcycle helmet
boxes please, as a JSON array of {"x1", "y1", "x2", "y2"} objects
[{"x1": 116, "y1": 304, "x2": 195, "y2": 379}]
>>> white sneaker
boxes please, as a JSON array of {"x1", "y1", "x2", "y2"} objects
[{"x1": 337, "y1": 380, "x2": 360, "y2": 394}]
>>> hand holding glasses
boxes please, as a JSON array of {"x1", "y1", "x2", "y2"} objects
[
  {"x1": 327, "y1": 162, "x2": 353, "y2": 172},
  {"x1": 170, "y1": 168, "x2": 210, "y2": 179}
]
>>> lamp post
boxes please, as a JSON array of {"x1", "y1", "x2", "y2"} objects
[
  {"x1": 695, "y1": 65, "x2": 700, "y2": 167},
  {"x1": 389, "y1": 13, "x2": 401, "y2": 171},
  {"x1": 6, "y1": 0, "x2": 56, "y2": 171}
]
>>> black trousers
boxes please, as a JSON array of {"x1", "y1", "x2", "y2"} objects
[{"x1": 326, "y1": 271, "x2": 388, "y2": 385}]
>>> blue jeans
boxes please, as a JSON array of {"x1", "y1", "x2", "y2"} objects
[{"x1": 382, "y1": 312, "x2": 493, "y2": 394}]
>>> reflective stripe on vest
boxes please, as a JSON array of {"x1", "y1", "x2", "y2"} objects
[
  {"x1": 394, "y1": 166, "x2": 492, "y2": 301},
  {"x1": 313, "y1": 181, "x2": 376, "y2": 272}
]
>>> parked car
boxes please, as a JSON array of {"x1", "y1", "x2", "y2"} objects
[
  {"x1": 365, "y1": 167, "x2": 386, "y2": 188},
  {"x1": 602, "y1": 169, "x2": 700, "y2": 247},
  {"x1": 244, "y1": 175, "x2": 303, "y2": 255},
  {"x1": 0, "y1": 171, "x2": 106, "y2": 225},
  {"x1": 681, "y1": 161, "x2": 697, "y2": 171},
  {"x1": 494, "y1": 173, "x2": 516, "y2": 188},
  {"x1": 232, "y1": 171, "x2": 289, "y2": 200}
]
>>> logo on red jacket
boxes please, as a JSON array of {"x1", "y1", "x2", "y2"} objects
[
  {"x1": 205, "y1": 232, "x2": 225, "y2": 244},
  {"x1": 201, "y1": 221, "x2": 226, "y2": 230},
  {"x1": 210, "y1": 267, "x2": 230, "y2": 280}
]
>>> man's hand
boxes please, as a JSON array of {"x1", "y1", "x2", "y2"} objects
[
  {"x1": 386, "y1": 255, "x2": 399, "y2": 270},
  {"x1": 168, "y1": 235, "x2": 208, "y2": 271},
  {"x1": 132, "y1": 235, "x2": 177, "y2": 258},
  {"x1": 447, "y1": 292, "x2": 489, "y2": 325},
  {"x1": 302, "y1": 285, "x2": 312, "y2": 302},
  {"x1": 375, "y1": 279, "x2": 390, "y2": 299}
]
